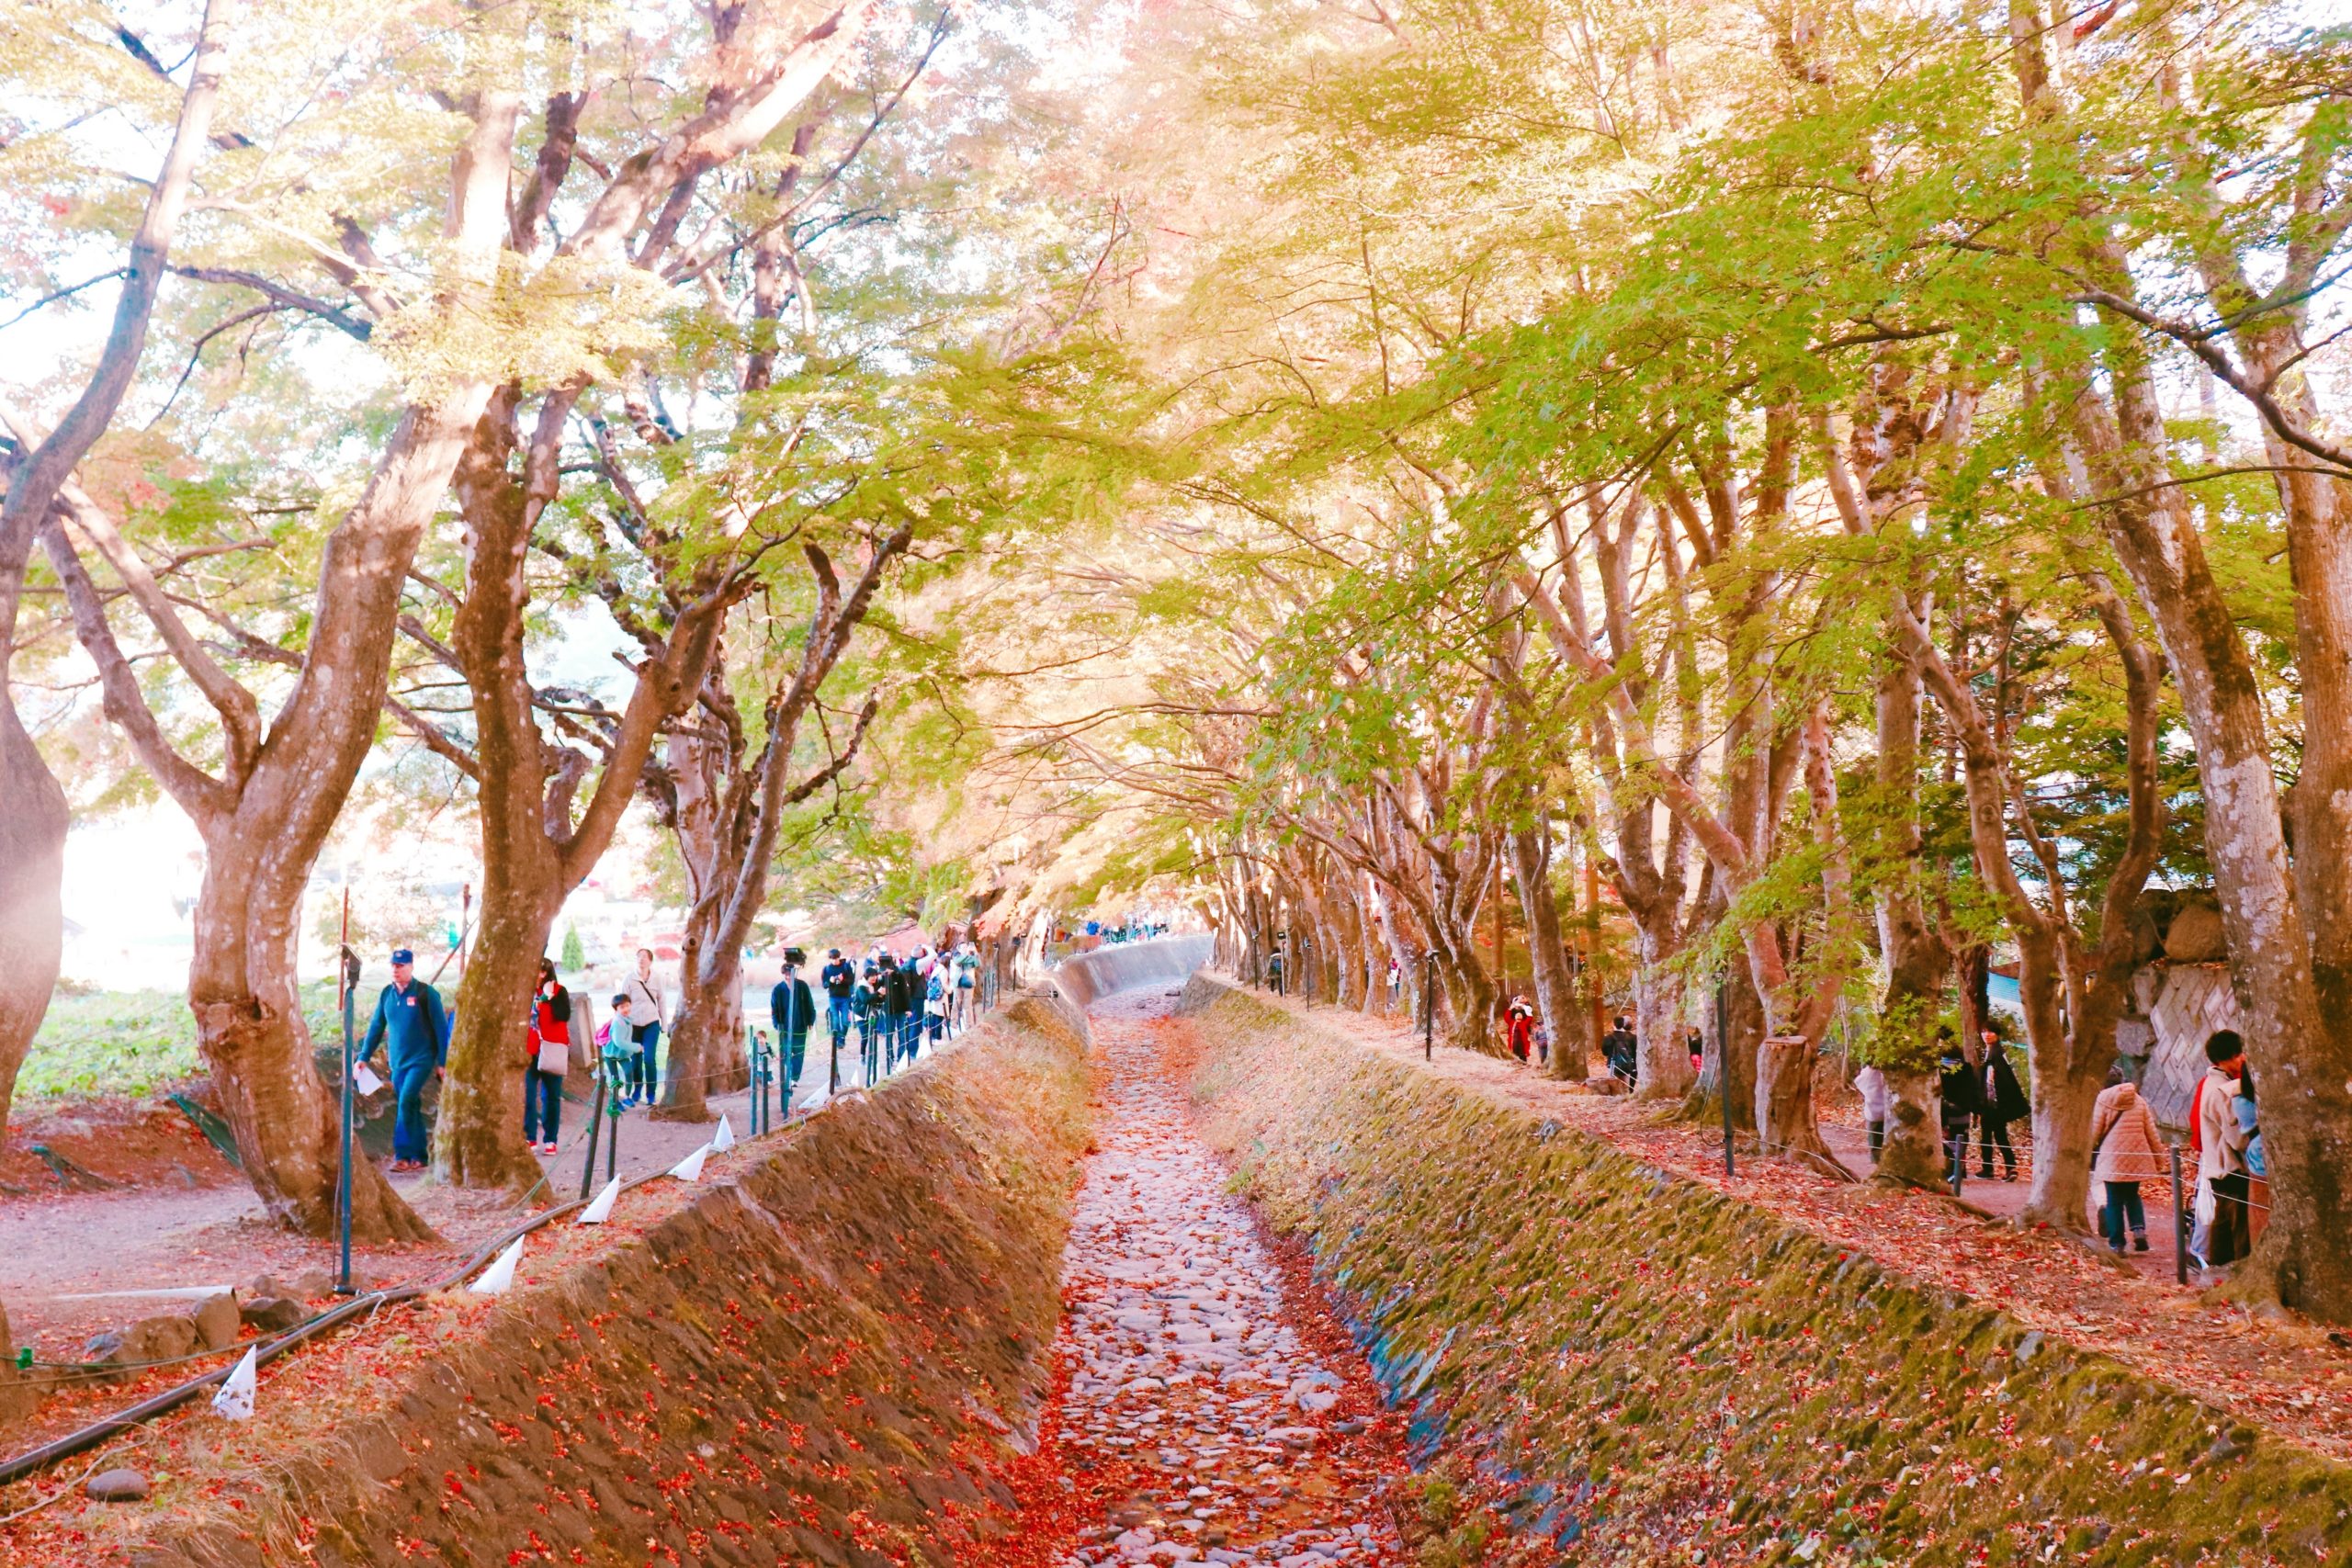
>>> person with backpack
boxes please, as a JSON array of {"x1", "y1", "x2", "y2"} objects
[
  {"x1": 852, "y1": 962, "x2": 880, "y2": 1084},
  {"x1": 1937, "y1": 1028, "x2": 1983, "y2": 1190},
  {"x1": 525, "y1": 957, "x2": 571, "y2": 1155},
  {"x1": 2087, "y1": 1066, "x2": 2165, "y2": 1252},
  {"x1": 770, "y1": 948, "x2": 816, "y2": 1120},
  {"x1": 820, "y1": 948, "x2": 855, "y2": 1050},
  {"x1": 924, "y1": 967, "x2": 949, "y2": 1044},
  {"x1": 359, "y1": 946, "x2": 449, "y2": 1173},
  {"x1": 954, "y1": 943, "x2": 979, "y2": 1027},
  {"x1": 1601, "y1": 1015, "x2": 1639, "y2": 1086}
]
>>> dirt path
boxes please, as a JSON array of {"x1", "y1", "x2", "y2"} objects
[
  {"x1": 0, "y1": 1035, "x2": 896, "y2": 1358},
  {"x1": 1012, "y1": 992, "x2": 1409, "y2": 1568}
]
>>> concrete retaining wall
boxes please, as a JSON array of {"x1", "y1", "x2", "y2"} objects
[
  {"x1": 1178, "y1": 974, "x2": 2352, "y2": 1567},
  {"x1": 1049, "y1": 934, "x2": 1214, "y2": 1011},
  {"x1": 129, "y1": 990, "x2": 1095, "y2": 1568}
]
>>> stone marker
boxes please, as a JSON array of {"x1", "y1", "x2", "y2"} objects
[
  {"x1": 85, "y1": 1468, "x2": 150, "y2": 1502},
  {"x1": 188, "y1": 1292, "x2": 242, "y2": 1351}
]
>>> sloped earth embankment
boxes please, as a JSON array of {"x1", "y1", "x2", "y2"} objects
[
  {"x1": 27, "y1": 991, "x2": 1093, "y2": 1568},
  {"x1": 1178, "y1": 975, "x2": 2352, "y2": 1567}
]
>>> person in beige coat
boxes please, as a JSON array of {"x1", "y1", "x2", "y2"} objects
[{"x1": 2088, "y1": 1067, "x2": 2166, "y2": 1252}]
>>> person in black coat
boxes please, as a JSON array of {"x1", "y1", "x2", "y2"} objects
[
  {"x1": 1977, "y1": 1028, "x2": 2029, "y2": 1180},
  {"x1": 886, "y1": 959, "x2": 921, "y2": 1066},
  {"x1": 1601, "y1": 1016, "x2": 1639, "y2": 1086},
  {"x1": 1937, "y1": 1028, "x2": 1984, "y2": 1189},
  {"x1": 770, "y1": 947, "x2": 816, "y2": 1118}
]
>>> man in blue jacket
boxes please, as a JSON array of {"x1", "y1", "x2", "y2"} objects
[
  {"x1": 360, "y1": 947, "x2": 449, "y2": 1172},
  {"x1": 770, "y1": 948, "x2": 816, "y2": 1121}
]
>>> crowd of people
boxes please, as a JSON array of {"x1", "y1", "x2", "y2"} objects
[
  {"x1": 348, "y1": 932, "x2": 992, "y2": 1173},
  {"x1": 765, "y1": 940, "x2": 986, "y2": 1113},
  {"x1": 1474, "y1": 995, "x2": 2267, "y2": 1277}
]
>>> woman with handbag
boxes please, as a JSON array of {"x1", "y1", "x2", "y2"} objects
[{"x1": 525, "y1": 956, "x2": 572, "y2": 1155}]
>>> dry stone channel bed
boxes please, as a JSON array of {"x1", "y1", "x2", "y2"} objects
[{"x1": 1052, "y1": 993, "x2": 1406, "y2": 1568}]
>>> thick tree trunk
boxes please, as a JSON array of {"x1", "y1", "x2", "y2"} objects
[
  {"x1": 1510, "y1": 825, "x2": 1584, "y2": 1080},
  {"x1": 190, "y1": 838, "x2": 433, "y2": 1240},
  {"x1": 0, "y1": 700, "x2": 64, "y2": 1147},
  {"x1": 662, "y1": 943, "x2": 744, "y2": 1124},
  {"x1": 1755, "y1": 1033, "x2": 1840, "y2": 1169},
  {"x1": 1691, "y1": 958, "x2": 1760, "y2": 1132},
  {"x1": 1630, "y1": 921, "x2": 1691, "y2": 1100},
  {"x1": 654, "y1": 721, "x2": 732, "y2": 1122},
  {"x1": 436, "y1": 886, "x2": 552, "y2": 1190}
]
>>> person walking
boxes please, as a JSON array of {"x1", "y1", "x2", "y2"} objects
[
  {"x1": 1504, "y1": 997, "x2": 1536, "y2": 1063},
  {"x1": 1601, "y1": 1015, "x2": 1639, "y2": 1086},
  {"x1": 2087, "y1": 1066, "x2": 2165, "y2": 1252},
  {"x1": 599, "y1": 992, "x2": 641, "y2": 1111},
  {"x1": 1976, "y1": 1028, "x2": 2028, "y2": 1180},
  {"x1": 820, "y1": 948, "x2": 855, "y2": 1050},
  {"x1": 1938, "y1": 1029, "x2": 1982, "y2": 1190},
  {"x1": 623, "y1": 949, "x2": 664, "y2": 1108},
  {"x1": 1855, "y1": 1063, "x2": 1888, "y2": 1163},
  {"x1": 875, "y1": 956, "x2": 906, "y2": 1072},
  {"x1": 359, "y1": 946, "x2": 449, "y2": 1173},
  {"x1": 525, "y1": 957, "x2": 571, "y2": 1155},
  {"x1": 924, "y1": 967, "x2": 949, "y2": 1045},
  {"x1": 853, "y1": 962, "x2": 880, "y2": 1085},
  {"x1": 771, "y1": 948, "x2": 816, "y2": 1120},
  {"x1": 954, "y1": 942, "x2": 979, "y2": 1028},
  {"x1": 2191, "y1": 1030, "x2": 2253, "y2": 1269},
  {"x1": 888, "y1": 956, "x2": 922, "y2": 1065}
]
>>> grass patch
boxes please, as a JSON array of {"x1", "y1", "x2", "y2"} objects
[{"x1": 21, "y1": 984, "x2": 348, "y2": 1103}]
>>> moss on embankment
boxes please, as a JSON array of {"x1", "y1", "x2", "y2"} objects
[
  {"x1": 1179, "y1": 976, "x2": 2352, "y2": 1568},
  {"x1": 128, "y1": 991, "x2": 1094, "y2": 1568}
]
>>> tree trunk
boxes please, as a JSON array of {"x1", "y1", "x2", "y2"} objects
[
  {"x1": 1691, "y1": 958, "x2": 1760, "y2": 1132},
  {"x1": 662, "y1": 942, "x2": 745, "y2": 1124},
  {"x1": 653, "y1": 719, "x2": 732, "y2": 1122},
  {"x1": 1627, "y1": 918, "x2": 1690, "y2": 1100},
  {"x1": 1756, "y1": 1034, "x2": 1839, "y2": 1168},
  {"x1": 436, "y1": 883, "x2": 552, "y2": 1190},
  {"x1": 0, "y1": 698, "x2": 64, "y2": 1148},
  {"x1": 190, "y1": 833, "x2": 434, "y2": 1240},
  {"x1": 1510, "y1": 825, "x2": 1584, "y2": 1080}
]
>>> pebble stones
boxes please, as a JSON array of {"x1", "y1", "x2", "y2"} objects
[{"x1": 1045, "y1": 995, "x2": 1407, "y2": 1568}]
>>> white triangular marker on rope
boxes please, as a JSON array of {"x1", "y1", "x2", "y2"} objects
[
  {"x1": 711, "y1": 1113, "x2": 736, "y2": 1153},
  {"x1": 212, "y1": 1348, "x2": 258, "y2": 1421},
  {"x1": 668, "y1": 1143, "x2": 711, "y2": 1183},
  {"x1": 578, "y1": 1177, "x2": 620, "y2": 1224},
  {"x1": 469, "y1": 1235, "x2": 524, "y2": 1295}
]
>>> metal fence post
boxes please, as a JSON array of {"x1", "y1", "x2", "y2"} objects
[
  {"x1": 1422, "y1": 952, "x2": 1436, "y2": 1061},
  {"x1": 335, "y1": 931, "x2": 356, "y2": 1297},
  {"x1": 578, "y1": 1075, "x2": 606, "y2": 1199},
  {"x1": 2171, "y1": 1144, "x2": 2188, "y2": 1285},
  {"x1": 1715, "y1": 976, "x2": 1735, "y2": 1179}
]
